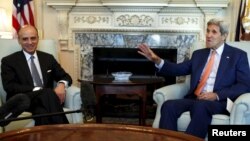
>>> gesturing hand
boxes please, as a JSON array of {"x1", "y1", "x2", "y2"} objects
[{"x1": 137, "y1": 43, "x2": 162, "y2": 65}]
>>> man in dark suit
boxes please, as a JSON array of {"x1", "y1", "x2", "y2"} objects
[
  {"x1": 1, "y1": 25, "x2": 71, "y2": 125},
  {"x1": 138, "y1": 18, "x2": 250, "y2": 138}
]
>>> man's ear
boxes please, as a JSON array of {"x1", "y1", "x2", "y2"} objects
[
  {"x1": 223, "y1": 33, "x2": 228, "y2": 41},
  {"x1": 17, "y1": 37, "x2": 21, "y2": 45}
]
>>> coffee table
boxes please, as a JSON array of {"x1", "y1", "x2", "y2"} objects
[
  {"x1": 79, "y1": 75, "x2": 164, "y2": 125},
  {"x1": 0, "y1": 124, "x2": 204, "y2": 141}
]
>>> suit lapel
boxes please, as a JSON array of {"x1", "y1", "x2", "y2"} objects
[
  {"x1": 18, "y1": 51, "x2": 34, "y2": 85},
  {"x1": 193, "y1": 49, "x2": 210, "y2": 86},
  {"x1": 214, "y1": 44, "x2": 231, "y2": 88},
  {"x1": 37, "y1": 52, "x2": 48, "y2": 86}
]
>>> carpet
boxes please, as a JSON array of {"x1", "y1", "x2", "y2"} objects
[
  {"x1": 83, "y1": 94, "x2": 156, "y2": 126},
  {"x1": 86, "y1": 116, "x2": 154, "y2": 127},
  {"x1": 101, "y1": 95, "x2": 156, "y2": 119}
]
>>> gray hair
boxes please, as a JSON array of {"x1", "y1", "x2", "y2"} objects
[{"x1": 207, "y1": 18, "x2": 229, "y2": 36}]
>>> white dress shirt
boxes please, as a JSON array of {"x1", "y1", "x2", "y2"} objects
[
  {"x1": 156, "y1": 44, "x2": 224, "y2": 93},
  {"x1": 24, "y1": 50, "x2": 68, "y2": 90},
  {"x1": 24, "y1": 51, "x2": 44, "y2": 87}
]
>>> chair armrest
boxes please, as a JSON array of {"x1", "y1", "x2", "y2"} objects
[
  {"x1": 230, "y1": 93, "x2": 250, "y2": 124},
  {"x1": 64, "y1": 85, "x2": 83, "y2": 123},
  {"x1": 65, "y1": 85, "x2": 81, "y2": 108},
  {"x1": 152, "y1": 82, "x2": 189, "y2": 128},
  {"x1": 4, "y1": 112, "x2": 34, "y2": 132},
  {"x1": 153, "y1": 82, "x2": 189, "y2": 104}
]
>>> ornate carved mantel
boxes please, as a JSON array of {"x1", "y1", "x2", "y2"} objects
[
  {"x1": 46, "y1": 0, "x2": 229, "y2": 48},
  {"x1": 45, "y1": 0, "x2": 230, "y2": 84}
]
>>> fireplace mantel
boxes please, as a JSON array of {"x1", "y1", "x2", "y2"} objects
[
  {"x1": 46, "y1": 0, "x2": 230, "y2": 48},
  {"x1": 45, "y1": 0, "x2": 230, "y2": 84}
]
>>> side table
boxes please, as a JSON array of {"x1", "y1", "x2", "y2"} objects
[{"x1": 80, "y1": 75, "x2": 165, "y2": 126}]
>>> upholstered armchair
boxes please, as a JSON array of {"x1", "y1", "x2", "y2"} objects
[
  {"x1": 0, "y1": 39, "x2": 83, "y2": 133},
  {"x1": 152, "y1": 41, "x2": 250, "y2": 133}
]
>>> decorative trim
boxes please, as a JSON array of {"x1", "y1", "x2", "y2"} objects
[
  {"x1": 163, "y1": 17, "x2": 196, "y2": 24},
  {"x1": 70, "y1": 13, "x2": 112, "y2": 27},
  {"x1": 195, "y1": 0, "x2": 229, "y2": 7},
  {"x1": 74, "y1": 45, "x2": 80, "y2": 86},
  {"x1": 74, "y1": 15, "x2": 110, "y2": 24},
  {"x1": 159, "y1": 7, "x2": 202, "y2": 13},
  {"x1": 159, "y1": 14, "x2": 203, "y2": 37},
  {"x1": 116, "y1": 14, "x2": 154, "y2": 27},
  {"x1": 108, "y1": 6, "x2": 164, "y2": 12},
  {"x1": 46, "y1": 0, "x2": 230, "y2": 14},
  {"x1": 71, "y1": 7, "x2": 111, "y2": 12},
  {"x1": 71, "y1": 28, "x2": 201, "y2": 33},
  {"x1": 70, "y1": 13, "x2": 203, "y2": 32},
  {"x1": 58, "y1": 39, "x2": 69, "y2": 50}
]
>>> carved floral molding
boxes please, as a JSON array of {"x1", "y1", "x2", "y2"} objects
[
  {"x1": 74, "y1": 16, "x2": 110, "y2": 24},
  {"x1": 116, "y1": 14, "x2": 154, "y2": 27},
  {"x1": 162, "y1": 17, "x2": 198, "y2": 25}
]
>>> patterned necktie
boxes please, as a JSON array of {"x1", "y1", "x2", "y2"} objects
[
  {"x1": 30, "y1": 56, "x2": 43, "y2": 87},
  {"x1": 194, "y1": 51, "x2": 216, "y2": 96}
]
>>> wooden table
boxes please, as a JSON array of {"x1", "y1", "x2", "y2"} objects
[
  {"x1": 0, "y1": 124, "x2": 204, "y2": 141},
  {"x1": 80, "y1": 75, "x2": 164, "y2": 125}
]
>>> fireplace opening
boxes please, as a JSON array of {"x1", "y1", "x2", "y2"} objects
[
  {"x1": 93, "y1": 47, "x2": 177, "y2": 85},
  {"x1": 92, "y1": 47, "x2": 177, "y2": 119}
]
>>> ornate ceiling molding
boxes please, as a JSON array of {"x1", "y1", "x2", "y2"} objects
[{"x1": 46, "y1": 0, "x2": 230, "y2": 13}]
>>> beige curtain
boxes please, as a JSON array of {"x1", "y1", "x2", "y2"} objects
[
  {"x1": 241, "y1": 0, "x2": 250, "y2": 40},
  {"x1": 227, "y1": 0, "x2": 243, "y2": 41}
]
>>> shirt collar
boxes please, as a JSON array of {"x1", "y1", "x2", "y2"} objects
[
  {"x1": 211, "y1": 43, "x2": 224, "y2": 56},
  {"x1": 23, "y1": 50, "x2": 38, "y2": 61}
]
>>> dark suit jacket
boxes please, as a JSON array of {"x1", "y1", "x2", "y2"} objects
[
  {"x1": 1, "y1": 50, "x2": 72, "y2": 100},
  {"x1": 158, "y1": 43, "x2": 250, "y2": 102}
]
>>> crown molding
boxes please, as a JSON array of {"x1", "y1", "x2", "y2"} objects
[{"x1": 46, "y1": 0, "x2": 230, "y2": 12}]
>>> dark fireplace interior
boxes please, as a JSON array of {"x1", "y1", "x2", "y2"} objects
[
  {"x1": 93, "y1": 47, "x2": 177, "y2": 85},
  {"x1": 92, "y1": 47, "x2": 178, "y2": 119}
]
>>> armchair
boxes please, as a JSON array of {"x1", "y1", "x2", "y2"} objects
[
  {"x1": 0, "y1": 39, "x2": 83, "y2": 133},
  {"x1": 152, "y1": 41, "x2": 250, "y2": 132}
]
